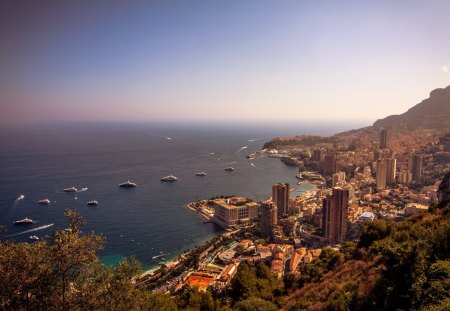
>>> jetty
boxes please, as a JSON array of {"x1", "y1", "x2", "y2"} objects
[{"x1": 186, "y1": 200, "x2": 214, "y2": 221}]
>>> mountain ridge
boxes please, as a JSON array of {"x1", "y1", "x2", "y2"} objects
[{"x1": 373, "y1": 85, "x2": 450, "y2": 130}]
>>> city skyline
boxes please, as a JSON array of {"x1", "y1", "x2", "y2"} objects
[{"x1": 1, "y1": 0, "x2": 450, "y2": 124}]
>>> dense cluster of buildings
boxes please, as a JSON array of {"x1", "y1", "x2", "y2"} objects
[
  {"x1": 173, "y1": 126, "x2": 449, "y2": 293},
  {"x1": 228, "y1": 127, "x2": 448, "y2": 246}
]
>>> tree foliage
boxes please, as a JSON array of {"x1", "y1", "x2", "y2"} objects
[
  {"x1": 229, "y1": 262, "x2": 279, "y2": 304},
  {"x1": 0, "y1": 209, "x2": 158, "y2": 310}
]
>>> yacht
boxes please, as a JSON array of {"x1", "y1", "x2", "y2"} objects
[
  {"x1": 119, "y1": 180, "x2": 138, "y2": 188},
  {"x1": 63, "y1": 186, "x2": 78, "y2": 192},
  {"x1": 195, "y1": 172, "x2": 207, "y2": 176},
  {"x1": 14, "y1": 218, "x2": 35, "y2": 225},
  {"x1": 87, "y1": 200, "x2": 98, "y2": 206},
  {"x1": 161, "y1": 174, "x2": 178, "y2": 182},
  {"x1": 29, "y1": 236, "x2": 39, "y2": 241},
  {"x1": 38, "y1": 198, "x2": 51, "y2": 204},
  {"x1": 224, "y1": 167, "x2": 235, "y2": 171}
]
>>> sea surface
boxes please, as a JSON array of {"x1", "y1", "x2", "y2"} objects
[{"x1": 0, "y1": 121, "x2": 361, "y2": 269}]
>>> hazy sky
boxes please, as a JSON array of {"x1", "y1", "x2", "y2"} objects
[{"x1": 1, "y1": 0, "x2": 450, "y2": 124}]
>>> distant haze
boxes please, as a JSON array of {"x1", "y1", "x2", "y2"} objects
[{"x1": 1, "y1": 0, "x2": 450, "y2": 124}]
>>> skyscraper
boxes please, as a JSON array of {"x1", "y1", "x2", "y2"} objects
[
  {"x1": 272, "y1": 183, "x2": 290, "y2": 218},
  {"x1": 260, "y1": 200, "x2": 277, "y2": 238},
  {"x1": 398, "y1": 170, "x2": 412, "y2": 184},
  {"x1": 380, "y1": 128, "x2": 388, "y2": 149},
  {"x1": 312, "y1": 149, "x2": 324, "y2": 162},
  {"x1": 412, "y1": 155, "x2": 423, "y2": 181},
  {"x1": 376, "y1": 159, "x2": 387, "y2": 190},
  {"x1": 385, "y1": 158, "x2": 397, "y2": 185},
  {"x1": 332, "y1": 171, "x2": 346, "y2": 187},
  {"x1": 322, "y1": 188, "x2": 349, "y2": 244},
  {"x1": 324, "y1": 152, "x2": 336, "y2": 175}
]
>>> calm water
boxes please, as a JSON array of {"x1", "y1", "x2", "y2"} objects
[{"x1": 0, "y1": 122, "x2": 358, "y2": 269}]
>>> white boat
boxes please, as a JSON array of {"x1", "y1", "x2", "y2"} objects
[
  {"x1": 195, "y1": 172, "x2": 207, "y2": 176},
  {"x1": 224, "y1": 167, "x2": 235, "y2": 171},
  {"x1": 29, "y1": 235, "x2": 39, "y2": 241},
  {"x1": 63, "y1": 186, "x2": 78, "y2": 192},
  {"x1": 161, "y1": 174, "x2": 178, "y2": 181},
  {"x1": 17, "y1": 194, "x2": 25, "y2": 200},
  {"x1": 14, "y1": 218, "x2": 35, "y2": 225},
  {"x1": 87, "y1": 200, "x2": 98, "y2": 206},
  {"x1": 119, "y1": 180, "x2": 138, "y2": 188},
  {"x1": 38, "y1": 198, "x2": 51, "y2": 204}
]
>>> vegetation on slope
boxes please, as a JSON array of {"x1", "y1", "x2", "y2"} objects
[{"x1": 283, "y1": 205, "x2": 450, "y2": 311}]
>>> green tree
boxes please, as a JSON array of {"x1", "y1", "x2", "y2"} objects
[
  {"x1": 233, "y1": 297, "x2": 277, "y2": 311},
  {"x1": 0, "y1": 209, "x2": 151, "y2": 310},
  {"x1": 175, "y1": 286, "x2": 214, "y2": 311}
]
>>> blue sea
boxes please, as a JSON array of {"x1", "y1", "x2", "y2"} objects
[{"x1": 0, "y1": 121, "x2": 361, "y2": 269}]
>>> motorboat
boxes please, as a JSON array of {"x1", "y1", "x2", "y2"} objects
[
  {"x1": 63, "y1": 186, "x2": 78, "y2": 192},
  {"x1": 38, "y1": 198, "x2": 51, "y2": 204},
  {"x1": 29, "y1": 235, "x2": 39, "y2": 241},
  {"x1": 224, "y1": 167, "x2": 235, "y2": 171},
  {"x1": 161, "y1": 174, "x2": 178, "y2": 181},
  {"x1": 14, "y1": 218, "x2": 35, "y2": 225},
  {"x1": 119, "y1": 180, "x2": 138, "y2": 188},
  {"x1": 87, "y1": 200, "x2": 98, "y2": 206},
  {"x1": 17, "y1": 194, "x2": 25, "y2": 200},
  {"x1": 151, "y1": 253, "x2": 165, "y2": 260},
  {"x1": 195, "y1": 172, "x2": 207, "y2": 176}
]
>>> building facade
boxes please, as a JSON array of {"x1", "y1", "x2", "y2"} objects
[
  {"x1": 380, "y1": 128, "x2": 388, "y2": 149},
  {"x1": 260, "y1": 200, "x2": 278, "y2": 238},
  {"x1": 272, "y1": 183, "x2": 290, "y2": 218},
  {"x1": 412, "y1": 154, "x2": 423, "y2": 181},
  {"x1": 376, "y1": 159, "x2": 387, "y2": 190},
  {"x1": 322, "y1": 187, "x2": 349, "y2": 244},
  {"x1": 212, "y1": 197, "x2": 259, "y2": 229}
]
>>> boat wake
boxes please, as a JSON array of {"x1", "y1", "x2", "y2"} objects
[
  {"x1": 77, "y1": 187, "x2": 88, "y2": 193},
  {"x1": 237, "y1": 146, "x2": 248, "y2": 152},
  {"x1": 226, "y1": 161, "x2": 237, "y2": 165},
  {"x1": 3, "y1": 224, "x2": 54, "y2": 238},
  {"x1": 248, "y1": 138, "x2": 263, "y2": 142}
]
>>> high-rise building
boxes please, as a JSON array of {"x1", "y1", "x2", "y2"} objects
[
  {"x1": 332, "y1": 171, "x2": 346, "y2": 187},
  {"x1": 398, "y1": 170, "x2": 412, "y2": 184},
  {"x1": 385, "y1": 158, "x2": 397, "y2": 185},
  {"x1": 376, "y1": 159, "x2": 387, "y2": 190},
  {"x1": 407, "y1": 155, "x2": 414, "y2": 171},
  {"x1": 260, "y1": 200, "x2": 277, "y2": 238},
  {"x1": 322, "y1": 188, "x2": 349, "y2": 244},
  {"x1": 272, "y1": 183, "x2": 290, "y2": 218},
  {"x1": 380, "y1": 128, "x2": 388, "y2": 149},
  {"x1": 312, "y1": 149, "x2": 324, "y2": 162},
  {"x1": 412, "y1": 155, "x2": 423, "y2": 181},
  {"x1": 324, "y1": 152, "x2": 336, "y2": 175}
]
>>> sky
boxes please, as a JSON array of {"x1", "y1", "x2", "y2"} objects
[{"x1": 1, "y1": 0, "x2": 450, "y2": 124}]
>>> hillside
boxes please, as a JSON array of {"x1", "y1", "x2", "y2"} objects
[
  {"x1": 282, "y1": 207, "x2": 450, "y2": 311},
  {"x1": 373, "y1": 86, "x2": 450, "y2": 130}
]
